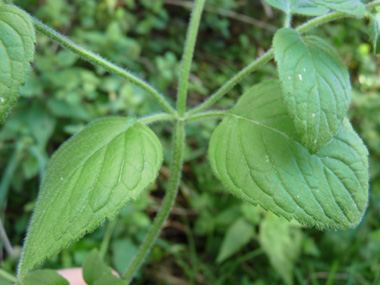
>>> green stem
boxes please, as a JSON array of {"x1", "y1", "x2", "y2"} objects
[
  {"x1": 31, "y1": 18, "x2": 176, "y2": 116},
  {"x1": 296, "y1": 11, "x2": 346, "y2": 33},
  {"x1": 284, "y1": 13, "x2": 292, "y2": 28},
  {"x1": 0, "y1": 269, "x2": 18, "y2": 283},
  {"x1": 188, "y1": 0, "x2": 380, "y2": 115},
  {"x1": 0, "y1": 144, "x2": 22, "y2": 208},
  {"x1": 367, "y1": 1, "x2": 380, "y2": 9},
  {"x1": 123, "y1": 120, "x2": 185, "y2": 283},
  {"x1": 139, "y1": 113, "x2": 176, "y2": 124},
  {"x1": 99, "y1": 218, "x2": 118, "y2": 260},
  {"x1": 187, "y1": 49, "x2": 274, "y2": 116},
  {"x1": 177, "y1": 0, "x2": 206, "y2": 116},
  {"x1": 186, "y1": 110, "x2": 227, "y2": 122}
]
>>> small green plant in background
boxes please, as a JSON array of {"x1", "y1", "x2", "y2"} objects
[{"x1": 0, "y1": 0, "x2": 380, "y2": 284}]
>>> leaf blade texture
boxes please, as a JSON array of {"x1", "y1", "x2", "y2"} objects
[
  {"x1": 209, "y1": 81, "x2": 369, "y2": 230},
  {"x1": 0, "y1": 4, "x2": 36, "y2": 123},
  {"x1": 263, "y1": 0, "x2": 329, "y2": 16},
  {"x1": 310, "y1": 0, "x2": 365, "y2": 17},
  {"x1": 274, "y1": 28, "x2": 351, "y2": 153},
  {"x1": 18, "y1": 117, "x2": 163, "y2": 280}
]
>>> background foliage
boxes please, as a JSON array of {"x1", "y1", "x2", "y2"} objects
[{"x1": 0, "y1": 0, "x2": 379, "y2": 284}]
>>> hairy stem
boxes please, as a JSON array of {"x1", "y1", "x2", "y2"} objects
[
  {"x1": 284, "y1": 13, "x2": 292, "y2": 28},
  {"x1": 139, "y1": 113, "x2": 176, "y2": 124},
  {"x1": 31, "y1": 18, "x2": 176, "y2": 116},
  {"x1": 188, "y1": 0, "x2": 380, "y2": 115},
  {"x1": 177, "y1": 0, "x2": 206, "y2": 117},
  {"x1": 186, "y1": 110, "x2": 227, "y2": 121},
  {"x1": 187, "y1": 49, "x2": 274, "y2": 115},
  {"x1": 123, "y1": 120, "x2": 185, "y2": 283}
]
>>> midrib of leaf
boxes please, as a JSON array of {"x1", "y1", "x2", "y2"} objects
[{"x1": 231, "y1": 114, "x2": 296, "y2": 144}]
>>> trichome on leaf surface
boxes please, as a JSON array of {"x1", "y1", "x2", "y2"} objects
[{"x1": 0, "y1": 0, "x2": 379, "y2": 284}]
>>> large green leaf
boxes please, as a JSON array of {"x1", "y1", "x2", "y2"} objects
[
  {"x1": 263, "y1": 0, "x2": 329, "y2": 16},
  {"x1": 274, "y1": 28, "x2": 351, "y2": 153},
  {"x1": 259, "y1": 214, "x2": 302, "y2": 285},
  {"x1": 369, "y1": 13, "x2": 380, "y2": 54},
  {"x1": 209, "y1": 81, "x2": 369, "y2": 230},
  {"x1": 18, "y1": 117, "x2": 163, "y2": 280},
  {"x1": 310, "y1": 0, "x2": 365, "y2": 17},
  {"x1": 0, "y1": 4, "x2": 36, "y2": 123}
]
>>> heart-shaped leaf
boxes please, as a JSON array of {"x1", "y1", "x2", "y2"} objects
[
  {"x1": 0, "y1": 4, "x2": 36, "y2": 123},
  {"x1": 310, "y1": 0, "x2": 365, "y2": 17},
  {"x1": 263, "y1": 0, "x2": 329, "y2": 16},
  {"x1": 274, "y1": 28, "x2": 351, "y2": 153},
  {"x1": 18, "y1": 117, "x2": 163, "y2": 280},
  {"x1": 209, "y1": 81, "x2": 369, "y2": 230}
]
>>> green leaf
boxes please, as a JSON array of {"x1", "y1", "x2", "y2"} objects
[
  {"x1": 216, "y1": 218, "x2": 255, "y2": 263},
  {"x1": 18, "y1": 117, "x2": 163, "y2": 280},
  {"x1": 0, "y1": 4, "x2": 36, "y2": 123},
  {"x1": 209, "y1": 81, "x2": 369, "y2": 230},
  {"x1": 274, "y1": 28, "x2": 351, "y2": 153},
  {"x1": 310, "y1": 0, "x2": 365, "y2": 17},
  {"x1": 263, "y1": 0, "x2": 329, "y2": 16},
  {"x1": 83, "y1": 250, "x2": 125, "y2": 285},
  {"x1": 23, "y1": 270, "x2": 69, "y2": 285},
  {"x1": 369, "y1": 13, "x2": 380, "y2": 54},
  {"x1": 259, "y1": 214, "x2": 302, "y2": 285},
  {"x1": 112, "y1": 239, "x2": 139, "y2": 275}
]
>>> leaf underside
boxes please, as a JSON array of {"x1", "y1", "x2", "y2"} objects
[
  {"x1": 310, "y1": 0, "x2": 365, "y2": 17},
  {"x1": 0, "y1": 4, "x2": 36, "y2": 123},
  {"x1": 263, "y1": 0, "x2": 329, "y2": 16},
  {"x1": 18, "y1": 117, "x2": 163, "y2": 280},
  {"x1": 274, "y1": 28, "x2": 351, "y2": 153},
  {"x1": 209, "y1": 81, "x2": 369, "y2": 230}
]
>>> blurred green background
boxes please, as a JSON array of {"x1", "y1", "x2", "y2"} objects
[{"x1": 0, "y1": 0, "x2": 379, "y2": 284}]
